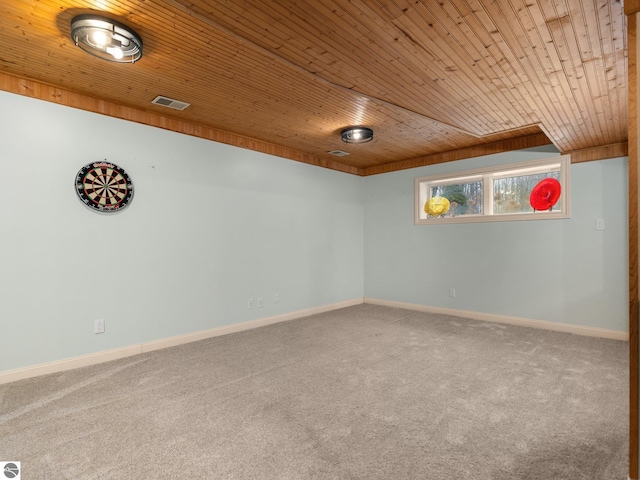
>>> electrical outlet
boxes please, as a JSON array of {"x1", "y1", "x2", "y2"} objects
[
  {"x1": 449, "y1": 288, "x2": 456, "y2": 298},
  {"x1": 274, "y1": 293, "x2": 279, "y2": 303},
  {"x1": 596, "y1": 219, "x2": 605, "y2": 230},
  {"x1": 94, "y1": 318, "x2": 105, "y2": 334},
  {"x1": 258, "y1": 297, "x2": 264, "y2": 308},
  {"x1": 248, "y1": 298, "x2": 254, "y2": 309}
]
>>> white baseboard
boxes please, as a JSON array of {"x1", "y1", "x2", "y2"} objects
[
  {"x1": 2, "y1": 297, "x2": 624, "y2": 385},
  {"x1": 140, "y1": 298, "x2": 363, "y2": 353},
  {"x1": 0, "y1": 298, "x2": 364, "y2": 385},
  {"x1": 364, "y1": 298, "x2": 628, "y2": 341}
]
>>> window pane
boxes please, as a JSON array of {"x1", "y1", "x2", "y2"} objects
[
  {"x1": 415, "y1": 155, "x2": 569, "y2": 225},
  {"x1": 493, "y1": 171, "x2": 561, "y2": 214},
  {"x1": 430, "y1": 181, "x2": 483, "y2": 217}
]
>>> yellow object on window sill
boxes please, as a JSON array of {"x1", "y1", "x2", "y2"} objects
[{"x1": 424, "y1": 196, "x2": 450, "y2": 217}]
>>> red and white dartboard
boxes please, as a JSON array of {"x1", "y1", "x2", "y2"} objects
[{"x1": 75, "y1": 161, "x2": 134, "y2": 212}]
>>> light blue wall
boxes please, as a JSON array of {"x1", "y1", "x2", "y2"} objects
[
  {"x1": 0, "y1": 90, "x2": 629, "y2": 374},
  {"x1": 364, "y1": 148, "x2": 628, "y2": 332},
  {"x1": 0, "y1": 91, "x2": 364, "y2": 372}
]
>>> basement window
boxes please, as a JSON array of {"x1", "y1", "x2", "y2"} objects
[{"x1": 414, "y1": 155, "x2": 570, "y2": 225}]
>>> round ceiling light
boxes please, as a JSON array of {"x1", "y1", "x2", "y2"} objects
[
  {"x1": 341, "y1": 127, "x2": 374, "y2": 144},
  {"x1": 71, "y1": 14, "x2": 143, "y2": 63}
]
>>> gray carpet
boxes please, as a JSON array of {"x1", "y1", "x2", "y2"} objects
[{"x1": 0, "y1": 304, "x2": 629, "y2": 479}]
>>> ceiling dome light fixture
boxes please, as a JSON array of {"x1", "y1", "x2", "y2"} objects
[
  {"x1": 341, "y1": 127, "x2": 374, "y2": 144},
  {"x1": 71, "y1": 14, "x2": 143, "y2": 63}
]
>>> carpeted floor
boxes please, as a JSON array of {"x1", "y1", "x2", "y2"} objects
[{"x1": 0, "y1": 304, "x2": 629, "y2": 479}]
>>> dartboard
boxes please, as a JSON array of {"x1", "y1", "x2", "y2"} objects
[{"x1": 75, "y1": 161, "x2": 134, "y2": 212}]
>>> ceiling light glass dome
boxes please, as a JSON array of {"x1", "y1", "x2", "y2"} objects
[
  {"x1": 341, "y1": 127, "x2": 374, "y2": 144},
  {"x1": 71, "y1": 14, "x2": 143, "y2": 63}
]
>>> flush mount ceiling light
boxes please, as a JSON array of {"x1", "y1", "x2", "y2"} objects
[
  {"x1": 341, "y1": 127, "x2": 374, "y2": 144},
  {"x1": 71, "y1": 14, "x2": 143, "y2": 63}
]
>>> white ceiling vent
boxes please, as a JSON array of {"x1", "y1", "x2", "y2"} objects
[
  {"x1": 151, "y1": 95, "x2": 191, "y2": 111},
  {"x1": 328, "y1": 150, "x2": 350, "y2": 157}
]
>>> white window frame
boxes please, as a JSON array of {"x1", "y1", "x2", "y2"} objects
[{"x1": 414, "y1": 155, "x2": 571, "y2": 225}]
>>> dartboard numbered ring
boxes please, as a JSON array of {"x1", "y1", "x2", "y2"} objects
[{"x1": 75, "y1": 161, "x2": 134, "y2": 213}]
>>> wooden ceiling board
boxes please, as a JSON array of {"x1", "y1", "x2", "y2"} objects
[
  {"x1": 193, "y1": 0, "x2": 519, "y2": 134},
  {"x1": 0, "y1": 0, "x2": 628, "y2": 174}
]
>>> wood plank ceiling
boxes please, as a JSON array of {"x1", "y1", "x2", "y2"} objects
[{"x1": 0, "y1": 0, "x2": 628, "y2": 175}]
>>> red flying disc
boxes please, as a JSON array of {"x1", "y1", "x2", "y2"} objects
[{"x1": 529, "y1": 178, "x2": 561, "y2": 211}]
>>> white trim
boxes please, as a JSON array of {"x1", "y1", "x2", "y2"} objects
[
  {"x1": 364, "y1": 298, "x2": 628, "y2": 341},
  {"x1": 0, "y1": 345, "x2": 142, "y2": 386},
  {"x1": 415, "y1": 155, "x2": 571, "y2": 225},
  {"x1": 2, "y1": 296, "x2": 624, "y2": 385},
  {"x1": 141, "y1": 298, "x2": 363, "y2": 353},
  {"x1": 0, "y1": 298, "x2": 364, "y2": 385}
]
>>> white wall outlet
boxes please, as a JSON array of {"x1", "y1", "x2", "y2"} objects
[
  {"x1": 449, "y1": 288, "x2": 456, "y2": 298},
  {"x1": 248, "y1": 298, "x2": 254, "y2": 309},
  {"x1": 274, "y1": 293, "x2": 279, "y2": 303},
  {"x1": 596, "y1": 218, "x2": 605, "y2": 230},
  {"x1": 94, "y1": 318, "x2": 105, "y2": 334},
  {"x1": 258, "y1": 297, "x2": 264, "y2": 308}
]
